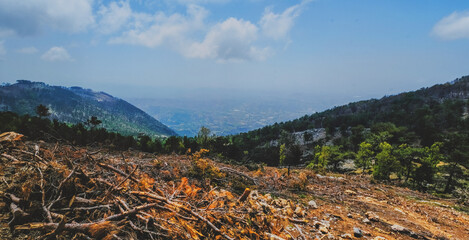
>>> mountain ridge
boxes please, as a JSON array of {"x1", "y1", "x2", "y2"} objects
[
  {"x1": 239, "y1": 75, "x2": 469, "y2": 143},
  {"x1": 0, "y1": 80, "x2": 177, "y2": 137}
]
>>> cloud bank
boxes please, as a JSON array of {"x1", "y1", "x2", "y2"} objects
[
  {"x1": 108, "y1": 1, "x2": 309, "y2": 61},
  {"x1": 0, "y1": 0, "x2": 310, "y2": 62},
  {"x1": 0, "y1": 0, "x2": 94, "y2": 37},
  {"x1": 433, "y1": 11, "x2": 469, "y2": 40}
]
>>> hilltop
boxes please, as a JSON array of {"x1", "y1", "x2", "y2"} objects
[
  {"x1": 0, "y1": 80, "x2": 176, "y2": 137},
  {"x1": 235, "y1": 75, "x2": 469, "y2": 150}
]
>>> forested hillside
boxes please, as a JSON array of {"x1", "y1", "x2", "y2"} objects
[
  {"x1": 235, "y1": 75, "x2": 469, "y2": 149},
  {"x1": 220, "y1": 76, "x2": 469, "y2": 199},
  {"x1": 0, "y1": 80, "x2": 176, "y2": 137}
]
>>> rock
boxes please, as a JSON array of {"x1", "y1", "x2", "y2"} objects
[
  {"x1": 340, "y1": 233, "x2": 353, "y2": 239},
  {"x1": 373, "y1": 237, "x2": 387, "y2": 240},
  {"x1": 391, "y1": 224, "x2": 418, "y2": 237},
  {"x1": 353, "y1": 227, "x2": 363, "y2": 238},
  {"x1": 362, "y1": 218, "x2": 371, "y2": 224},
  {"x1": 347, "y1": 213, "x2": 353, "y2": 218},
  {"x1": 365, "y1": 211, "x2": 380, "y2": 222},
  {"x1": 308, "y1": 200, "x2": 318, "y2": 209},
  {"x1": 391, "y1": 224, "x2": 406, "y2": 232},
  {"x1": 319, "y1": 226, "x2": 329, "y2": 234}
]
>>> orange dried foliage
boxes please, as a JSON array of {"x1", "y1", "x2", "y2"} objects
[
  {"x1": 138, "y1": 173, "x2": 156, "y2": 191},
  {"x1": 88, "y1": 221, "x2": 119, "y2": 239},
  {"x1": 41, "y1": 149, "x2": 55, "y2": 160}
]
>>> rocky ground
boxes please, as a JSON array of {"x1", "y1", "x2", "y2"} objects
[{"x1": 0, "y1": 134, "x2": 468, "y2": 239}]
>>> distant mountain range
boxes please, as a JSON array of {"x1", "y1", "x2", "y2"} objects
[{"x1": 0, "y1": 80, "x2": 176, "y2": 137}]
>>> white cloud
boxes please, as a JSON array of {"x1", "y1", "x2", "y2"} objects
[
  {"x1": 97, "y1": 1, "x2": 132, "y2": 34},
  {"x1": 17, "y1": 47, "x2": 38, "y2": 54},
  {"x1": 260, "y1": 1, "x2": 310, "y2": 40},
  {"x1": 0, "y1": 0, "x2": 94, "y2": 36},
  {"x1": 110, "y1": 4, "x2": 207, "y2": 48},
  {"x1": 41, "y1": 46, "x2": 73, "y2": 62},
  {"x1": 185, "y1": 18, "x2": 270, "y2": 61},
  {"x1": 433, "y1": 11, "x2": 469, "y2": 40},
  {"x1": 108, "y1": 1, "x2": 308, "y2": 61},
  {"x1": 110, "y1": 4, "x2": 271, "y2": 61}
]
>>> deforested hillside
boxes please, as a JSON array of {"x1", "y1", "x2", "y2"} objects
[{"x1": 0, "y1": 134, "x2": 468, "y2": 239}]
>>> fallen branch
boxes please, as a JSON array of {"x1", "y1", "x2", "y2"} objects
[
  {"x1": 74, "y1": 197, "x2": 96, "y2": 205},
  {"x1": 287, "y1": 217, "x2": 309, "y2": 224},
  {"x1": 130, "y1": 191, "x2": 234, "y2": 240},
  {"x1": 15, "y1": 222, "x2": 92, "y2": 233},
  {"x1": 9, "y1": 202, "x2": 30, "y2": 227},
  {"x1": 4, "y1": 193, "x2": 21, "y2": 204},
  {"x1": 40, "y1": 216, "x2": 67, "y2": 239},
  {"x1": 102, "y1": 165, "x2": 139, "y2": 200},
  {"x1": 183, "y1": 208, "x2": 234, "y2": 240},
  {"x1": 57, "y1": 166, "x2": 77, "y2": 193},
  {"x1": 37, "y1": 167, "x2": 53, "y2": 223},
  {"x1": 219, "y1": 167, "x2": 258, "y2": 185},
  {"x1": 1, "y1": 153, "x2": 21, "y2": 162},
  {"x1": 14, "y1": 149, "x2": 44, "y2": 162},
  {"x1": 52, "y1": 205, "x2": 112, "y2": 212},
  {"x1": 104, "y1": 203, "x2": 159, "y2": 221},
  {"x1": 98, "y1": 163, "x2": 138, "y2": 183}
]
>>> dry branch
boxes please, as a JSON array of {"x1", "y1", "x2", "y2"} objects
[
  {"x1": 1, "y1": 153, "x2": 20, "y2": 162},
  {"x1": 98, "y1": 162, "x2": 139, "y2": 183},
  {"x1": 51, "y1": 205, "x2": 112, "y2": 212},
  {"x1": 3, "y1": 139, "x2": 332, "y2": 240},
  {"x1": 9, "y1": 202, "x2": 30, "y2": 227},
  {"x1": 219, "y1": 167, "x2": 258, "y2": 184}
]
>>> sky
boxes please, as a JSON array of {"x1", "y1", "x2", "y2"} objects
[{"x1": 1, "y1": 0, "x2": 469, "y2": 103}]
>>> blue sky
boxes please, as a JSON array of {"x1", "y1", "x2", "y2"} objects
[{"x1": 1, "y1": 0, "x2": 469, "y2": 102}]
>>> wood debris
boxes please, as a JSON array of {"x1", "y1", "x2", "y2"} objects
[
  {"x1": 0, "y1": 137, "x2": 309, "y2": 239},
  {"x1": 1, "y1": 133, "x2": 468, "y2": 239}
]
